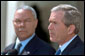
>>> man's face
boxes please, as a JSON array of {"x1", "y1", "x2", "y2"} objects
[
  {"x1": 13, "y1": 9, "x2": 38, "y2": 41},
  {"x1": 48, "y1": 10, "x2": 68, "y2": 45}
]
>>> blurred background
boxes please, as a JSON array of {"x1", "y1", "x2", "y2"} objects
[{"x1": 1, "y1": 1, "x2": 84, "y2": 52}]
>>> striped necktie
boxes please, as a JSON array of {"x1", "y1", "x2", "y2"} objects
[{"x1": 55, "y1": 48, "x2": 61, "y2": 55}]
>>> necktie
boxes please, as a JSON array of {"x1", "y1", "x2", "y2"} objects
[
  {"x1": 16, "y1": 43, "x2": 22, "y2": 54},
  {"x1": 55, "y1": 48, "x2": 61, "y2": 55}
]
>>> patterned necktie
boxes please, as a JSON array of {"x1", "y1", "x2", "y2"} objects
[
  {"x1": 55, "y1": 48, "x2": 61, "y2": 55},
  {"x1": 16, "y1": 43, "x2": 22, "y2": 54}
]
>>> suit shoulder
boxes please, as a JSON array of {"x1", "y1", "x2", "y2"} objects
[
  {"x1": 4, "y1": 43, "x2": 15, "y2": 51},
  {"x1": 70, "y1": 45, "x2": 84, "y2": 55},
  {"x1": 35, "y1": 36, "x2": 56, "y2": 53},
  {"x1": 69, "y1": 36, "x2": 84, "y2": 55},
  {"x1": 37, "y1": 37, "x2": 54, "y2": 47}
]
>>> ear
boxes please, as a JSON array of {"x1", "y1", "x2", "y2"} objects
[{"x1": 67, "y1": 24, "x2": 75, "y2": 35}]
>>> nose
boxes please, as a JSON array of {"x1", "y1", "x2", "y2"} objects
[
  {"x1": 48, "y1": 23, "x2": 53, "y2": 30},
  {"x1": 19, "y1": 22, "x2": 25, "y2": 27}
]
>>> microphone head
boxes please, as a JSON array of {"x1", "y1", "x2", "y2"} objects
[
  {"x1": 1, "y1": 50, "x2": 8, "y2": 55},
  {"x1": 6, "y1": 49, "x2": 18, "y2": 55}
]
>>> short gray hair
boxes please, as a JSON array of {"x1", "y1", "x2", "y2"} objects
[
  {"x1": 51, "y1": 4, "x2": 82, "y2": 34},
  {"x1": 16, "y1": 5, "x2": 37, "y2": 19}
]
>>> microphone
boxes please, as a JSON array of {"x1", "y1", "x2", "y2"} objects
[
  {"x1": 1, "y1": 49, "x2": 18, "y2": 55},
  {"x1": 1, "y1": 50, "x2": 8, "y2": 55},
  {"x1": 6, "y1": 49, "x2": 18, "y2": 55}
]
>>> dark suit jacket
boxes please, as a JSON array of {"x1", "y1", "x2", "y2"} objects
[
  {"x1": 3, "y1": 34, "x2": 56, "y2": 55},
  {"x1": 61, "y1": 36, "x2": 84, "y2": 55}
]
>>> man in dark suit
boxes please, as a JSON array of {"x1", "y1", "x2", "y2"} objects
[
  {"x1": 2, "y1": 6, "x2": 55, "y2": 55},
  {"x1": 48, "y1": 4, "x2": 84, "y2": 55}
]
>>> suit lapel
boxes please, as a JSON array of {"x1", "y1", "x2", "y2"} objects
[{"x1": 61, "y1": 36, "x2": 81, "y2": 55}]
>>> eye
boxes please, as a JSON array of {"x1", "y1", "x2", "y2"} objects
[
  {"x1": 25, "y1": 19, "x2": 31, "y2": 22},
  {"x1": 53, "y1": 21, "x2": 57, "y2": 24},
  {"x1": 24, "y1": 18, "x2": 32, "y2": 22},
  {"x1": 14, "y1": 19, "x2": 21, "y2": 23}
]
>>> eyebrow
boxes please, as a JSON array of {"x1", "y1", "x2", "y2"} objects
[{"x1": 14, "y1": 17, "x2": 31, "y2": 20}]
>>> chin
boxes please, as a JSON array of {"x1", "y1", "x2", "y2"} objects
[
  {"x1": 50, "y1": 37, "x2": 56, "y2": 42},
  {"x1": 19, "y1": 34, "x2": 26, "y2": 37},
  {"x1": 18, "y1": 35, "x2": 26, "y2": 38},
  {"x1": 18, "y1": 36, "x2": 28, "y2": 41}
]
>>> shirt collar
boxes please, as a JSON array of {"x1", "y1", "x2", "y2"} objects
[
  {"x1": 59, "y1": 34, "x2": 77, "y2": 52},
  {"x1": 15, "y1": 33, "x2": 35, "y2": 49}
]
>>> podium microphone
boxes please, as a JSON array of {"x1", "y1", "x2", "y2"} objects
[
  {"x1": 1, "y1": 50, "x2": 8, "y2": 55},
  {"x1": 1, "y1": 49, "x2": 18, "y2": 55}
]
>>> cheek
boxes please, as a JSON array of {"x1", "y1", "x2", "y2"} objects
[
  {"x1": 13, "y1": 23, "x2": 21, "y2": 33},
  {"x1": 26, "y1": 23, "x2": 35, "y2": 31},
  {"x1": 54, "y1": 26, "x2": 67, "y2": 37},
  {"x1": 57, "y1": 27, "x2": 68, "y2": 39},
  {"x1": 13, "y1": 22, "x2": 19, "y2": 28},
  {"x1": 13, "y1": 24, "x2": 18, "y2": 30}
]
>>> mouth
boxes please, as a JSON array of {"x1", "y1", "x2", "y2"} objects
[
  {"x1": 49, "y1": 33, "x2": 53, "y2": 37},
  {"x1": 49, "y1": 31, "x2": 54, "y2": 37},
  {"x1": 19, "y1": 31, "x2": 25, "y2": 32},
  {"x1": 49, "y1": 31, "x2": 53, "y2": 35},
  {"x1": 18, "y1": 28, "x2": 26, "y2": 32}
]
